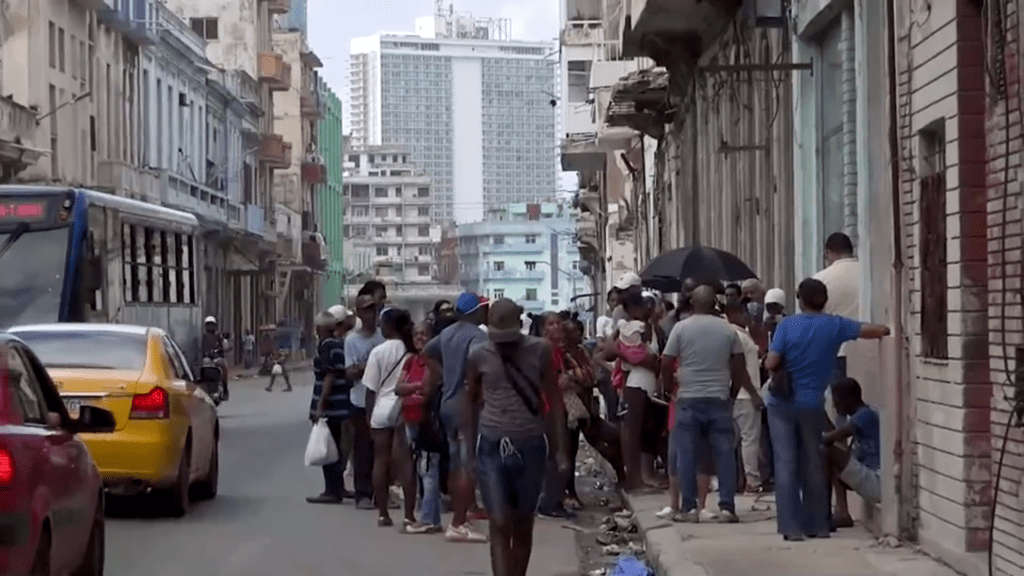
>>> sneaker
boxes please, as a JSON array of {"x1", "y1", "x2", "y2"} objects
[
  {"x1": 699, "y1": 509, "x2": 719, "y2": 522},
  {"x1": 355, "y1": 499, "x2": 375, "y2": 510},
  {"x1": 671, "y1": 510, "x2": 698, "y2": 523},
  {"x1": 718, "y1": 510, "x2": 739, "y2": 523},
  {"x1": 402, "y1": 520, "x2": 437, "y2": 534},
  {"x1": 655, "y1": 506, "x2": 675, "y2": 520},
  {"x1": 445, "y1": 523, "x2": 488, "y2": 543}
]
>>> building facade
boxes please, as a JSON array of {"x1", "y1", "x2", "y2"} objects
[
  {"x1": 350, "y1": 20, "x2": 558, "y2": 224},
  {"x1": 565, "y1": 0, "x2": 1024, "y2": 575},
  {"x1": 317, "y1": 80, "x2": 345, "y2": 308},
  {"x1": 342, "y1": 146, "x2": 457, "y2": 318},
  {"x1": 457, "y1": 203, "x2": 587, "y2": 315}
]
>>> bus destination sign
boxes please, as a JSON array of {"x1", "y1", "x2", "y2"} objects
[{"x1": 0, "y1": 201, "x2": 48, "y2": 222}]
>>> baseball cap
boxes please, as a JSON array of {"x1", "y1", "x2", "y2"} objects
[
  {"x1": 314, "y1": 311, "x2": 338, "y2": 328},
  {"x1": 328, "y1": 305, "x2": 350, "y2": 322},
  {"x1": 614, "y1": 272, "x2": 642, "y2": 291},
  {"x1": 765, "y1": 288, "x2": 786, "y2": 307},
  {"x1": 456, "y1": 292, "x2": 483, "y2": 315},
  {"x1": 204, "y1": 316, "x2": 217, "y2": 324}
]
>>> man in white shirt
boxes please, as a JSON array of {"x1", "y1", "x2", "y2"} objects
[
  {"x1": 724, "y1": 301, "x2": 764, "y2": 492},
  {"x1": 813, "y1": 233, "x2": 861, "y2": 416}
]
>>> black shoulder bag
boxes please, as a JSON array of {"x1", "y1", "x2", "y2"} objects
[
  {"x1": 500, "y1": 358, "x2": 543, "y2": 416},
  {"x1": 767, "y1": 355, "x2": 794, "y2": 400}
]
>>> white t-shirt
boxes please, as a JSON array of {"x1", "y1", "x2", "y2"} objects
[
  {"x1": 363, "y1": 339, "x2": 411, "y2": 429},
  {"x1": 596, "y1": 315, "x2": 615, "y2": 340},
  {"x1": 813, "y1": 257, "x2": 861, "y2": 356},
  {"x1": 622, "y1": 322, "x2": 659, "y2": 396},
  {"x1": 732, "y1": 325, "x2": 760, "y2": 400}
]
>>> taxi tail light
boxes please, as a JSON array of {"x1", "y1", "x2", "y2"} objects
[
  {"x1": 130, "y1": 387, "x2": 169, "y2": 419},
  {"x1": 0, "y1": 447, "x2": 13, "y2": 486}
]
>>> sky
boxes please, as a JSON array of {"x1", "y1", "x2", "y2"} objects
[{"x1": 306, "y1": 0, "x2": 561, "y2": 129}]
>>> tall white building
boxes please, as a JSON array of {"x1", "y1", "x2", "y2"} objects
[{"x1": 349, "y1": 17, "x2": 558, "y2": 225}]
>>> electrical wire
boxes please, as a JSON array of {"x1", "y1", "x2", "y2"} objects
[{"x1": 988, "y1": 400, "x2": 1022, "y2": 576}]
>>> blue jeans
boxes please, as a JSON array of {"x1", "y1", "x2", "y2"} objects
[
  {"x1": 675, "y1": 398, "x2": 737, "y2": 513},
  {"x1": 767, "y1": 401, "x2": 830, "y2": 537},
  {"x1": 440, "y1": 409, "x2": 470, "y2": 473},
  {"x1": 418, "y1": 451, "x2": 442, "y2": 526},
  {"x1": 476, "y1": 434, "x2": 548, "y2": 524}
]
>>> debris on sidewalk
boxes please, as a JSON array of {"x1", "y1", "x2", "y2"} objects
[{"x1": 611, "y1": 555, "x2": 654, "y2": 576}]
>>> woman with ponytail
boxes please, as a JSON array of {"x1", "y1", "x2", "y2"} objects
[
  {"x1": 465, "y1": 299, "x2": 568, "y2": 576},
  {"x1": 363, "y1": 308, "x2": 418, "y2": 529}
]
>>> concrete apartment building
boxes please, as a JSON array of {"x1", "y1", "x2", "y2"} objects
[
  {"x1": 457, "y1": 202, "x2": 587, "y2": 316},
  {"x1": 560, "y1": 0, "x2": 1024, "y2": 575},
  {"x1": 350, "y1": 12, "x2": 558, "y2": 224},
  {"x1": 342, "y1": 147, "x2": 456, "y2": 318}
]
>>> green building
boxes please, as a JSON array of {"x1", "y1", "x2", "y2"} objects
[{"x1": 317, "y1": 79, "x2": 345, "y2": 307}]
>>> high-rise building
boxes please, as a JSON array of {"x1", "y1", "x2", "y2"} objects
[{"x1": 350, "y1": 15, "x2": 558, "y2": 225}]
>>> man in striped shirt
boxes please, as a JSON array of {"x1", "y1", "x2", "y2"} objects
[{"x1": 308, "y1": 308, "x2": 356, "y2": 504}]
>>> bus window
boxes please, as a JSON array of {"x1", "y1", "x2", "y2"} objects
[{"x1": 84, "y1": 205, "x2": 105, "y2": 313}]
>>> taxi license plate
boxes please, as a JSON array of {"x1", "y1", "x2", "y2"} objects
[{"x1": 63, "y1": 398, "x2": 83, "y2": 418}]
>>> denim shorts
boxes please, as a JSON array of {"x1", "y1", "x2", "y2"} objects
[{"x1": 476, "y1": 433, "x2": 548, "y2": 522}]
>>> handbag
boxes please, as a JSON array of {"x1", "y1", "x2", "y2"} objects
[
  {"x1": 380, "y1": 353, "x2": 409, "y2": 427},
  {"x1": 767, "y1": 356, "x2": 794, "y2": 400},
  {"x1": 304, "y1": 418, "x2": 339, "y2": 467},
  {"x1": 563, "y1": 392, "x2": 590, "y2": 429}
]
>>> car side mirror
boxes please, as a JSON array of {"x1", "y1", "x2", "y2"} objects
[{"x1": 73, "y1": 405, "x2": 116, "y2": 434}]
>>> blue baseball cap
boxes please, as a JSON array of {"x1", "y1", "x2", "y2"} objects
[{"x1": 456, "y1": 292, "x2": 483, "y2": 315}]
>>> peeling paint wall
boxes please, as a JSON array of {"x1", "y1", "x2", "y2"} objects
[{"x1": 650, "y1": 24, "x2": 796, "y2": 298}]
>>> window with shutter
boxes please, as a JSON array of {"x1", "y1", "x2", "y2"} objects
[{"x1": 919, "y1": 172, "x2": 948, "y2": 359}]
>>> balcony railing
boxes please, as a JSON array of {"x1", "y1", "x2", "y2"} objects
[
  {"x1": 259, "y1": 134, "x2": 292, "y2": 169},
  {"x1": 265, "y1": 0, "x2": 290, "y2": 15},
  {"x1": 96, "y1": 0, "x2": 158, "y2": 45},
  {"x1": 300, "y1": 93, "x2": 323, "y2": 119},
  {"x1": 258, "y1": 52, "x2": 292, "y2": 91}
]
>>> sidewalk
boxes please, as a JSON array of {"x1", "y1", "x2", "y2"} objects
[{"x1": 624, "y1": 491, "x2": 959, "y2": 576}]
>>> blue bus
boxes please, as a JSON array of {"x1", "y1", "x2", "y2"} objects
[{"x1": 0, "y1": 186, "x2": 205, "y2": 360}]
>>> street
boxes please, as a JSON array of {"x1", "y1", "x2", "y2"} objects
[{"x1": 103, "y1": 370, "x2": 580, "y2": 576}]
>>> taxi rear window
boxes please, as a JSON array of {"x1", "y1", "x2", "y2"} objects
[{"x1": 13, "y1": 331, "x2": 148, "y2": 371}]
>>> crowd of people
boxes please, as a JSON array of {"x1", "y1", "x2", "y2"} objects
[{"x1": 302, "y1": 232, "x2": 892, "y2": 576}]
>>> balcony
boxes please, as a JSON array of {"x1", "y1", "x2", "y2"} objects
[
  {"x1": 577, "y1": 213, "x2": 599, "y2": 250},
  {"x1": 265, "y1": 0, "x2": 290, "y2": 15},
  {"x1": 561, "y1": 137, "x2": 605, "y2": 172},
  {"x1": 300, "y1": 94, "x2": 323, "y2": 119},
  {"x1": 302, "y1": 233, "x2": 328, "y2": 270},
  {"x1": 621, "y1": 0, "x2": 740, "y2": 62},
  {"x1": 302, "y1": 161, "x2": 327, "y2": 184},
  {"x1": 485, "y1": 269, "x2": 546, "y2": 281},
  {"x1": 604, "y1": 67, "x2": 672, "y2": 140},
  {"x1": 245, "y1": 204, "x2": 266, "y2": 236},
  {"x1": 258, "y1": 52, "x2": 292, "y2": 91},
  {"x1": 259, "y1": 134, "x2": 292, "y2": 169},
  {"x1": 96, "y1": 160, "x2": 160, "y2": 202},
  {"x1": 561, "y1": 21, "x2": 605, "y2": 45},
  {"x1": 0, "y1": 96, "x2": 42, "y2": 178},
  {"x1": 96, "y1": 0, "x2": 157, "y2": 46}
]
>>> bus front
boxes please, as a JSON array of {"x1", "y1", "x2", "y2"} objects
[{"x1": 0, "y1": 189, "x2": 82, "y2": 328}]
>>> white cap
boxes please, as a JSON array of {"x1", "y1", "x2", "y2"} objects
[
  {"x1": 314, "y1": 311, "x2": 338, "y2": 328},
  {"x1": 614, "y1": 272, "x2": 642, "y2": 291},
  {"x1": 765, "y1": 288, "x2": 786, "y2": 306},
  {"x1": 204, "y1": 316, "x2": 217, "y2": 324},
  {"x1": 328, "y1": 305, "x2": 350, "y2": 322}
]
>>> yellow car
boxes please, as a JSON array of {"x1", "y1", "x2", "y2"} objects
[{"x1": 8, "y1": 323, "x2": 219, "y2": 517}]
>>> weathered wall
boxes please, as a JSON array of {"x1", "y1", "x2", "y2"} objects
[
  {"x1": 893, "y1": 0, "x2": 993, "y2": 567},
  {"x1": 655, "y1": 23, "x2": 795, "y2": 297},
  {"x1": 983, "y1": 1, "x2": 1024, "y2": 575}
]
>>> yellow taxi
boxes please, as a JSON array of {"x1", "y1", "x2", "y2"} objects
[{"x1": 8, "y1": 323, "x2": 219, "y2": 517}]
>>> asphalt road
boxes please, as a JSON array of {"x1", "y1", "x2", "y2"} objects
[{"x1": 104, "y1": 371, "x2": 579, "y2": 576}]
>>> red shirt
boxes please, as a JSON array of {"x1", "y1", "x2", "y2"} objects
[{"x1": 401, "y1": 356, "x2": 427, "y2": 424}]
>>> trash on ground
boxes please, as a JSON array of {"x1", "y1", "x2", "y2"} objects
[{"x1": 611, "y1": 554, "x2": 653, "y2": 576}]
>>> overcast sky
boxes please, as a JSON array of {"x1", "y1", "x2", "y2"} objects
[{"x1": 307, "y1": 0, "x2": 561, "y2": 129}]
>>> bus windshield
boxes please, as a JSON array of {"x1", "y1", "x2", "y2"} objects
[{"x1": 0, "y1": 226, "x2": 68, "y2": 328}]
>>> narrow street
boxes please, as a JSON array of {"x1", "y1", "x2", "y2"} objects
[{"x1": 104, "y1": 370, "x2": 580, "y2": 576}]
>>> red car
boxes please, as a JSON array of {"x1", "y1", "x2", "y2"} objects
[{"x1": 0, "y1": 334, "x2": 114, "y2": 576}]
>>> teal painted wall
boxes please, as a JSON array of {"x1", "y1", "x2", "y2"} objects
[{"x1": 317, "y1": 80, "x2": 345, "y2": 306}]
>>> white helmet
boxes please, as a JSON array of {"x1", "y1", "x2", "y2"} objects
[{"x1": 204, "y1": 316, "x2": 217, "y2": 324}]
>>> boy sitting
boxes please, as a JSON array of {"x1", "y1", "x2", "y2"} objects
[{"x1": 823, "y1": 377, "x2": 881, "y2": 528}]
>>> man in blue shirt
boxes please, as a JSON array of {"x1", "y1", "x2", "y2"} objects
[
  {"x1": 423, "y1": 292, "x2": 489, "y2": 543},
  {"x1": 824, "y1": 377, "x2": 881, "y2": 526},
  {"x1": 763, "y1": 278, "x2": 889, "y2": 541}
]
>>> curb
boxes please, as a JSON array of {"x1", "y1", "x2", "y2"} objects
[{"x1": 621, "y1": 492, "x2": 710, "y2": 576}]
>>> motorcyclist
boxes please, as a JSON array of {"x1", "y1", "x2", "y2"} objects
[{"x1": 202, "y1": 316, "x2": 230, "y2": 400}]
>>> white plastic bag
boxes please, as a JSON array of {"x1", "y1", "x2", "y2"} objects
[
  {"x1": 304, "y1": 419, "x2": 339, "y2": 467},
  {"x1": 272, "y1": 362, "x2": 284, "y2": 375}
]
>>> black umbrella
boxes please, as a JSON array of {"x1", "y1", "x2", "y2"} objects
[{"x1": 639, "y1": 246, "x2": 758, "y2": 293}]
